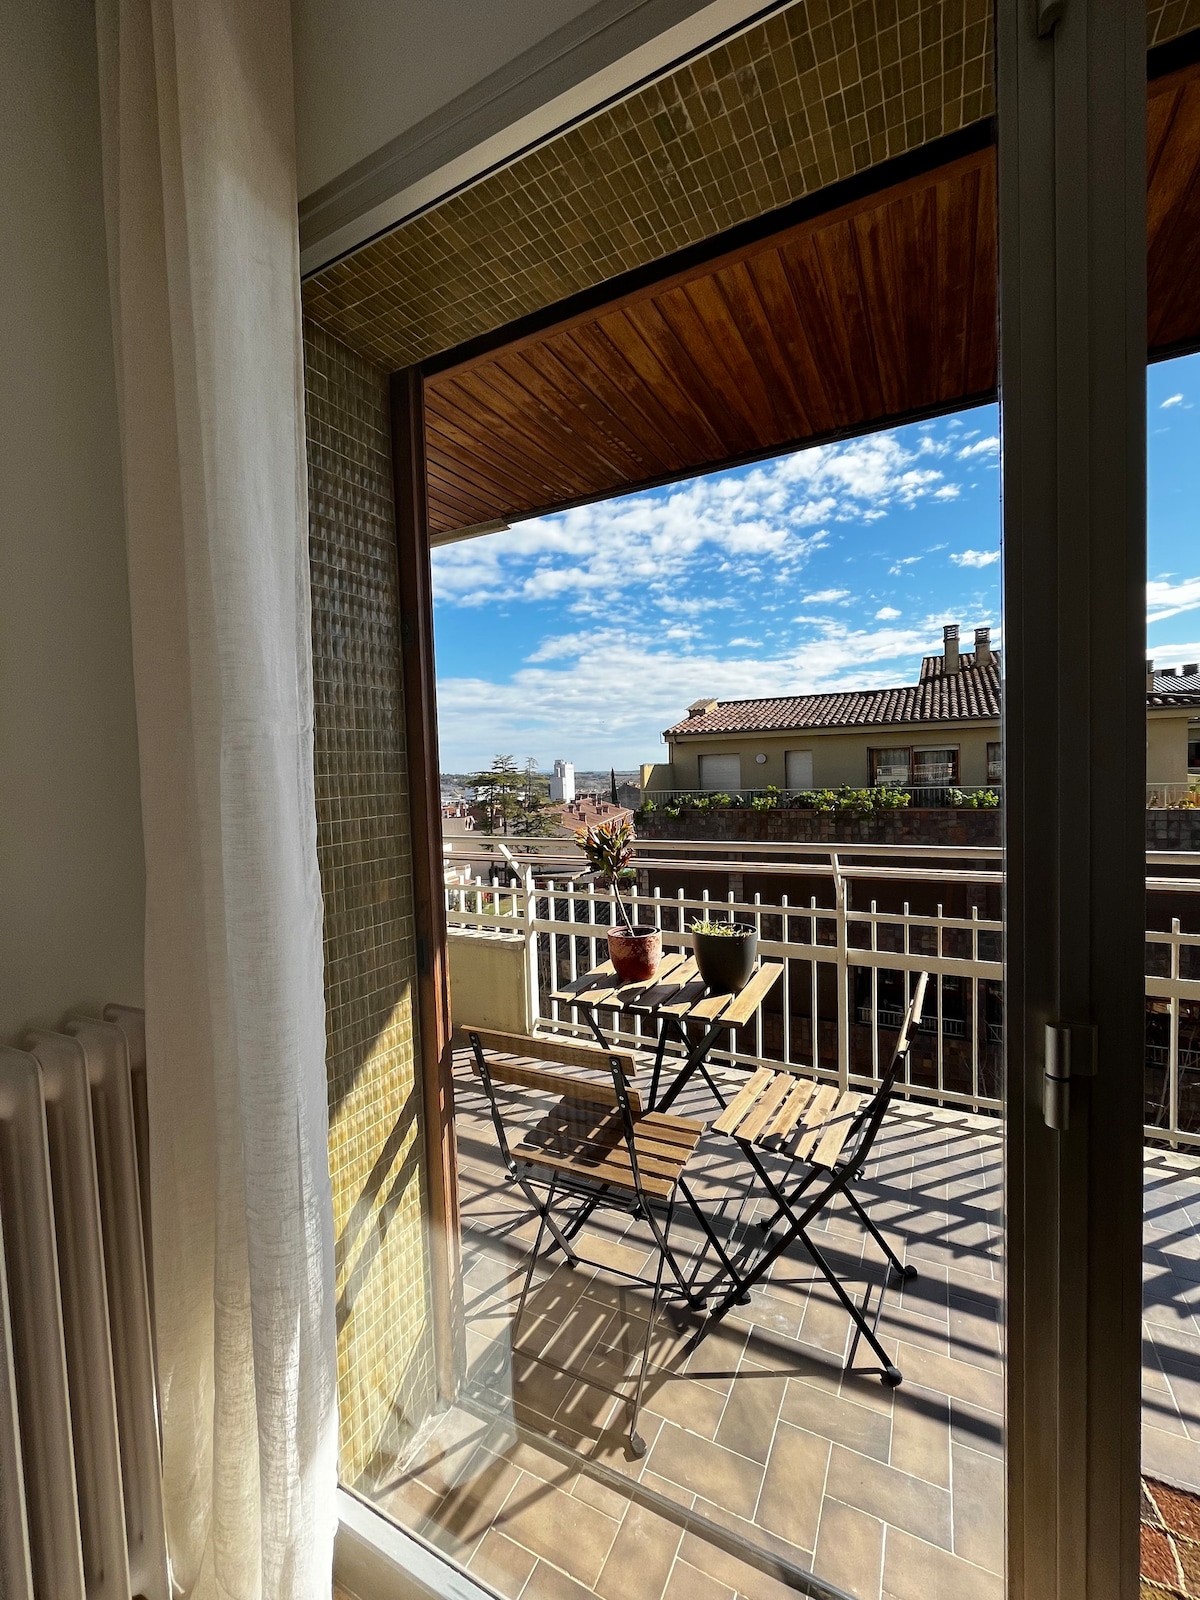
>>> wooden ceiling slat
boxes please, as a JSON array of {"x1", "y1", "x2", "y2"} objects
[
  {"x1": 426, "y1": 392, "x2": 569, "y2": 501},
  {"x1": 593, "y1": 307, "x2": 730, "y2": 460},
  {"x1": 713, "y1": 259, "x2": 813, "y2": 438},
  {"x1": 681, "y1": 272, "x2": 793, "y2": 440},
  {"x1": 1148, "y1": 74, "x2": 1200, "y2": 349},
  {"x1": 651, "y1": 283, "x2": 770, "y2": 451},
  {"x1": 510, "y1": 343, "x2": 667, "y2": 482},
  {"x1": 424, "y1": 469, "x2": 492, "y2": 527},
  {"x1": 424, "y1": 68, "x2": 1200, "y2": 536},
  {"x1": 740, "y1": 249, "x2": 830, "y2": 435},
  {"x1": 777, "y1": 230, "x2": 871, "y2": 432},
  {"x1": 546, "y1": 324, "x2": 697, "y2": 473},
  {"x1": 459, "y1": 363, "x2": 625, "y2": 494},
  {"x1": 440, "y1": 369, "x2": 598, "y2": 501}
]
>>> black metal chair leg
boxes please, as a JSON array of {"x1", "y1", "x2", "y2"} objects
[
  {"x1": 512, "y1": 1198, "x2": 551, "y2": 1340},
  {"x1": 798, "y1": 1228, "x2": 901, "y2": 1386},
  {"x1": 844, "y1": 1187, "x2": 915, "y2": 1282}
]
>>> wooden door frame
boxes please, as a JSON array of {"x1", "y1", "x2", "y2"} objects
[{"x1": 390, "y1": 367, "x2": 463, "y2": 1396}]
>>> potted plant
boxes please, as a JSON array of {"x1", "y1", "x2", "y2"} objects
[
  {"x1": 576, "y1": 817, "x2": 661, "y2": 982},
  {"x1": 689, "y1": 917, "x2": 759, "y2": 994}
]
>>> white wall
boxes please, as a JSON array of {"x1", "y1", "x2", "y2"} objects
[
  {"x1": 0, "y1": 0, "x2": 144, "y2": 1038},
  {"x1": 293, "y1": 0, "x2": 599, "y2": 198}
]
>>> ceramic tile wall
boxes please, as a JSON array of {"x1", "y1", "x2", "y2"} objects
[
  {"x1": 305, "y1": 321, "x2": 438, "y2": 1489},
  {"x1": 304, "y1": 1, "x2": 1199, "y2": 376}
]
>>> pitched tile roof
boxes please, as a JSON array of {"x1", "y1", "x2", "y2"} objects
[
  {"x1": 665, "y1": 653, "x2": 1002, "y2": 738},
  {"x1": 666, "y1": 654, "x2": 1200, "y2": 739},
  {"x1": 1152, "y1": 667, "x2": 1200, "y2": 707}
]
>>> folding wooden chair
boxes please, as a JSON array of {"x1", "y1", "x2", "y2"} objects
[
  {"x1": 463, "y1": 1027, "x2": 726, "y2": 1456},
  {"x1": 684, "y1": 972, "x2": 929, "y2": 1387}
]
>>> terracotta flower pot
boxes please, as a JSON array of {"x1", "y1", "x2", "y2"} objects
[
  {"x1": 607, "y1": 925, "x2": 661, "y2": 983},
  {"x1": 693, "y1": 924, "x2": 759, "y2": 994}
]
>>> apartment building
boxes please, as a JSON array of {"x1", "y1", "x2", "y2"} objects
[{"x1": 656, "y1": 625, "x2": 1200, "y2": 795}]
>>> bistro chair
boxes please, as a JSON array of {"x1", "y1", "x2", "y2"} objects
[
  {"x1": 684, "y1": 971, "x2": 929, "y2": 1387},
  {"x1": 463, "y1": 1026, "x2": 728, "y2": 1456}
]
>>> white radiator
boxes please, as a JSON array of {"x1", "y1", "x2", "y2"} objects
[{"x1": 0, "y1": 1006, "x2": 168, "y2": 1600}]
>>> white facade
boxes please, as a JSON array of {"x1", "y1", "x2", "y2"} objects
[{"x1": 549, "y1": 759, "x2": 575, "y2": 802}]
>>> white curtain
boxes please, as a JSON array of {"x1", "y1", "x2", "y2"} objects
[{"x1": 96, "y1": 1, "x2": 338, "y2": 1595}]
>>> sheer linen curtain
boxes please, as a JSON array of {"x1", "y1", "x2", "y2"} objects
[{"x1": 96, "y1": 0, "x2": 337, "y2": 1594}]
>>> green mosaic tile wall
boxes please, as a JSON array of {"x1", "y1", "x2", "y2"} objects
[
  {"x1": 305, "y1": 320, "x2": 438, "y2": 1490},
  {"x1": 304, "y1": 0, "x2": 1200, "y2": 377},
  {"x1": 304, "y1": 0, "x2": 994, "y2": 370}
]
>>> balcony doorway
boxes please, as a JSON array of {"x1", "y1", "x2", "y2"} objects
[{"x1": 300, "y1": 7, "x2": 1200, "y2": 1598}]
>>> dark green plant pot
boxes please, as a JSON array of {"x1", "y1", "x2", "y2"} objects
[{"x1": 693, "y1": 924, "x2": 759, "y2": 994}]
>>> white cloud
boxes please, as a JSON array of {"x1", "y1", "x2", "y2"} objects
[
  {"x1": 875, "y1": 606, "x2": 901, "y2": 620},
  {"x1": 958, "y1": 435, "x2": 999, "y2": 459},
  {"x1": 1148, "y1": 576, "x2": 1200, "y2": 624},
  {"x1": 800, "y1": 588, "x2": 850, "y2": 604},
  {"x1": 951, "y1": 549, "x2": 1000, "y2": 568},
  {"x1": 887, "y1": 556, "x2": 922, "y2": 575},
  {"x1": 433, "y1": 427, "x2": 970, "y2": 613},
  {"x1": 436, "y1": 620, "x2": 959, "y2": 768},
  {"x1": 1162, "y1": 394, "x2": 1184, "y2": 409}
]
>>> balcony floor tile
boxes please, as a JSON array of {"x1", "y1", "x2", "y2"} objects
[{"x1": 373, "y1": 1051, "x2": 1200, "y2": 1600}]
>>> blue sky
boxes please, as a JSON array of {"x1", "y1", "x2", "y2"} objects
[{"x1": 432, "y1": 352, "x2": 1200, "y2": 773}]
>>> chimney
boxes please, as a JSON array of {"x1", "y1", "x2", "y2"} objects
[
  {"x1": 1185, "y1": 664, "x2": 1199, "y2": 677},
  {"x1": 688, "y1": 697, "x2": 718, "y2": 718},
  {"x1": 1147, "y1": 659, "x2": 1156, "y2": 692},
  {"x1": 974, "y1": 626, "x2": 992, "y2": 668},
  {"x1": 943, "y1": 623, "x2": 960, "y2": 675}
]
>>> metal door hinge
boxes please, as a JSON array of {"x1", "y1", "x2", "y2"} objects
[
  {"x1": 1043, "y1": 1022, "x2": 1097, "y2": 1130},
  {"x1": 1035, "y1": 0, "x2": 1066, "y2": 37}
]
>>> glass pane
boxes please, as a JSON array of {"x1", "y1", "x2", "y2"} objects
[
  {"x1": 1142, "y1": 349, "x2": 1200, "y2": 1552},
  {"x1": 326, "y1": 6, "x2": 1007, "y2": 1597},
  {"x1": 868, "y1": 748, "x2": 912, "y2": 786}
]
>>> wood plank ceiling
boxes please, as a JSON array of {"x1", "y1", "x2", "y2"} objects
[{"x1": 424, "y1": 63, "x2": 1200, "y2": 539}]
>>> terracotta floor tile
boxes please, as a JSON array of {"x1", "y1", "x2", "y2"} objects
[
  {"x1": 493, "y1": 1469, "x2": 621, "y2": 1587},
  {"x1": 950, "y1": 1444, "x2": 1004, "y2": 1574},
  {"x1": 826, "y1": 1443, "x2": 952, "y2": 1550},
  {"x1": 594, "y1": 1499, "x2": 684, "y2": 1600},
  {"x1": 645, "y1": 1420, "x2": 764, "y2": 1521},
  {"x1": 813, "y1": 1497, "x2": 884, "y2": 1600},
  {"x1": 756, "y1": 1421, "x2": 831, "y2": 1553},
  {"x1": 780, "y1": 1375, "x2": 892, "y2": 1463},
  {"x1": 467, "y1": 1528, "x2": 539, "y2": 1594},
  {"x1": 432, "y1": 1081, "x2": 1200, "y2": 1600},
  {"x1": 882, "y1": 1527, "x2": 1004, "y2": 1600}
]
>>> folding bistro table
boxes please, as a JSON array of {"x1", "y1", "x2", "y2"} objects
[{"x1": 547, "y1": 948, "x2": 784, "y2": 1115}]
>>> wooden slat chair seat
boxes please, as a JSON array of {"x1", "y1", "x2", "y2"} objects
[
  {"x1": 513, "y1": 1101, "x2": 703, "y2": 1199},
  {"x1": 460, "y1": 1026, "x2": 708, "y2": 1458},
  {"x1": 689, "y1": 973, "x2": 931, "y2": 1390}
]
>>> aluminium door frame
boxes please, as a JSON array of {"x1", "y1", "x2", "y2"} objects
[{"x1": 998, "y1": 2, "x2": 1147, "y2": 1598}]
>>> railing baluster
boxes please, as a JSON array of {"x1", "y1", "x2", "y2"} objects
[
  {"x1": 1171, "y1": 916, "x2": 1182, "y2": 1145},
  {"x1": 870, "y1": 898, "x2": 879, "y2": 1087}
]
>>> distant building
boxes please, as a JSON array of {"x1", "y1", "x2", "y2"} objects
[
  {"x1": 549, "y1": 759, "x2": 575, "y2": 802},
  {"x1": 654, "y1": 625, "x2": 1200, "y2": 796}
]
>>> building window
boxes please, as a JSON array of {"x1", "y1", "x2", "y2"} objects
[
  {"x1": 913, "y1": 747, "x2": 959, "y2": 785},
  {"x1": 698, "y1": 752, "x2": 741, "y2": 791},
  {"x1": 988, "y1": 741, "x2": 1003, "y2": 782},
  {"x1": 869, "y1": 747, "x2": 912, "y2": 786},
  {"x1": 784, "y1": 749, "x2": 813, "y2": 789}
]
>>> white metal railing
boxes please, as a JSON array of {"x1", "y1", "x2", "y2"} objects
[
  {"x1": 1148, "y1": 781, "x2": 1200, "y2": 808},
  {"x1": 445, "y1": 840, "x2": 1200, "y2": 1145}
]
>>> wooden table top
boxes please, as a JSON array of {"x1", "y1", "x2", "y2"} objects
[{"x1": 548, "y1": 950, "x2": 783, "y2": 1030}]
